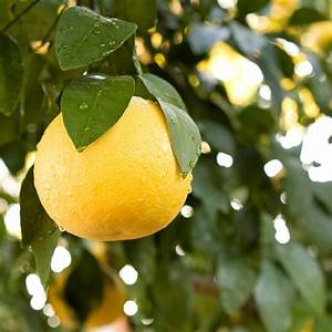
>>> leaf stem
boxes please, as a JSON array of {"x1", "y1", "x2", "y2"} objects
[{"x1": 1, "y1": 0, "x2": 41, "y2": 33}]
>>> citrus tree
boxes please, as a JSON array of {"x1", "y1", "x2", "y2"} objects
[{"x1": 1, "y1": 0, "x2": 332, "y2": 331}]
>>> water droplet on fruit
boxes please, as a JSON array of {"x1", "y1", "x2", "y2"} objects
[
  {"x1": 79, "y1": 102, "x2": 89, "y2": 110},
  {"x1": 187, "y1": 185, "x2": 192, "y2": 194},
  {"x1": 59, "y1": 226, "x2": 65, "y2": 232},
  {"x1": 44, "y1": 183, "x2": 51, "y2": 190}
]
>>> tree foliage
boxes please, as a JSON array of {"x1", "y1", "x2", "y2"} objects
[{"x1": 1, "y1": 0, "x2": 332, "y2": 331}]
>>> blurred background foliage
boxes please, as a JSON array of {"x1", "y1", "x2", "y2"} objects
[{"x1": 1, "y1": 0, "x2": 332, "y2": 331}]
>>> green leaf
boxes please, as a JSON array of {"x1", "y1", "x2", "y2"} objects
[
  {"x1": 123, "y1": 237, "x2": 156, "y2": 284},
  {"x1": 20, "y1": 168, "x2": 59, "y2": 248},
  {"x1": 254, "y1": 261, "x2": 295, "y2": 332},
  {"x1": 276, "y1": 242, "x2": 326, "y2": 316},
  {"x1": 192, "y1": 158, "x2": 229, "y2": 221},
  {"x1": 64, "y1": 250, "x2": 104, "y2": 324},
  {"x1": 216, "y1": 257, "x2": 256, "y2": 313},
  {"x1": 103, "y1": 35, "x2": 141, "y2": 75},
  {"x1": 198, "y1": 120, "x2": 235, "y2": 155},
  {"x1": 289, "y1": 7, "x2": 327, "y2": 25},
  {"x1": 0, "y1": 34, "x2": 23, "y2": 116},
  {"x1": 61, "y1": 74, "x2": 135, "y2": 151},
  {"x1": 55, "y1": 6, "x2": 137, "y2": 70},
  {"x1": 139, "y1": 73, "x2": 186, "y2": 110},
  {"x1": 139, "y1": 73, "x2": 201, "y2": 176},
  {"x1": 112, "y1": 0, "x2": 156, "y2": 31},
  {"x1": 0, "y1": 113, "x2": 18, "y2": 147},
  {"x1": 313, "y1": 182, "x2": 332, "y2": 215},
  {"x1": 152, "y1": 259, "x2": 194, "y2": 331},
  {"x1": 31, "y1": 229, "x2": 60, "y2": 287},
  {"x1": 236, "y1": 0, "x2": 269, "y2": 23},
  {"x1": 238, "y1": 106, "x2": 275, "y2": 143}
]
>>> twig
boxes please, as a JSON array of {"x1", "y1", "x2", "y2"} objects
[{"x1": 1, "y1": 0, "x2": 41, "y2": 33}]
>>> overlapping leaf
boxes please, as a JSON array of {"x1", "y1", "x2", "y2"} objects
[{"x1": 55, "y1": 6, "x2": 137, "y2": 70}]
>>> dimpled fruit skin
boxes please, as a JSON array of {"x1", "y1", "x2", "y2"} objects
[{"x1": 34, "y1": 96, "x2": 192, "y2": 241}]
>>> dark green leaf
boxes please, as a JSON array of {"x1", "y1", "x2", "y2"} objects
[
  {"x1": 11, "y1": 0, "x2": 62, "y2": 41},
  {"x1": 313, "y1": 182, "x2": 332, "y2": 215},
  {"x1": 103, "y1": 35, "x2": 141, "y2": 75},
  {"x1": 276, "y1": 242, "x2": 326, "y2": 316},
  {"x1": 20, "y1": 168, "x2": 58, "y2": 248},
  {"x1": 55, "y1": 6, "x2": 137, "y2": 70},
  {"x1": 31, "y1": 229, "x2": 60, "y2": 287},
  {"x1": 216, "y1": 257, "x2": 256, "y2": 313},
  {"x1": 238, "y1": 106, "x2": 275, "y2": 143},
  {"x1": 112, "y1": 0, "x2": 156, "y2": 31},
  {"x1": 289, "y1": 7, "x2": 327, "y2": 25},
  {"x1": 64, "y1": 250, "x2": 104, "y2": 324},
  {"x1": 0, "y1": 113, "x2": 18, "y2": 147},
  {"x1": 198, "y1": 120, "x2": 235, "y2": 155},
  {"x1": 124, "y1": 237, "x2": 156, "y2": 284},
  {"x1": 283, "y1": 157, "x2": 332, "y2": 254},
  {"x1": 236, "y1": 0, "x2": 269, "y2": 23},
  {"x1": 61, "y1": 74, "x2": 135, "y2": 151},
  {"x1": 139, "y1": 73, "x2": 186, "y2": 110},
  {"x1": 139, "y1": 73, "x2": 201, "y2": 176},
  {"x1": 254, "y1": 261, "x2": 295, "y2": 332},
  {"x1": 0, "y1": 141, "x2": 26, "y2": 175},
  {"x1": 192, "y1": 158, "x2": 229, "y2": 221},
  {"x1": 152, "y1": 260, "x2": 194, "y2": 331},
  {"x1": 0, "y1": 34, "x2": 23, "y2": 116}
]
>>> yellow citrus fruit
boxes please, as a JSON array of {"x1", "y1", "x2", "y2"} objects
[
  {"x1": 302, "y1": 21, "x2": 332, "y2": 54},
  {"x1": 34, "y1": 96, "x2": 192, "y2": 241},
  {"x1": 48, "y1": 268, "x2": 126, "y2": 330}
]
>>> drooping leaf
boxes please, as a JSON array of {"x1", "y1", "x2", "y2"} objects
[
  {"x1": 61, "y1": 74, "x2": 135, "y2": 151},
  {"x1": 289, "y1": 7, "x2": 327, "y2": 25},
  {"x1": 216, "y1": 257, "x2": 257, "y2": 313},
  {"x1": 0, "y1": 34, "x2": 23, "y2": 116},
  {"x1": 31, "y1": 229, "x2": 60, "y2": 287},
  {"x1": 139, "y1": 73, "x2": 186, "y2": 110},
  {"x1": 139, "y1": 73, "x2": 201, "y2": 176},
  {"x1": 20, "y1": 167, "x2": 60, "y2": 287},
  {"x1": 55, "y1": 6, "x2": 137, "y2": 70},
  {"x1": 276, "y1": 242, "x2": 326, "y2": 316},
  {"x1": 254, "y1": 261, "x2": 295, "y2": 332},
  {"x1": 20, "y1": 168, "x2": 59, "y2": 248},
  {"x1": 112, "y1": 0, "x2": 156, "y2": 31}
]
